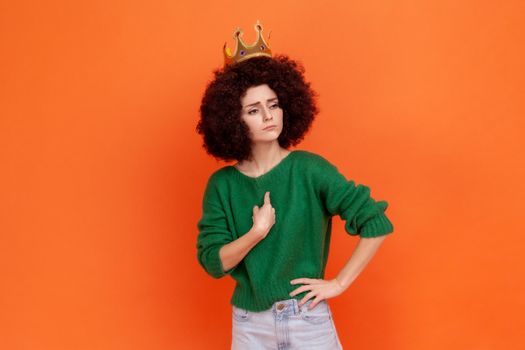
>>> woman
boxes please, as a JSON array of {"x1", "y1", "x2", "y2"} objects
[{"x1": 196, "y1": 21, "x2": 394, "y2": 349}]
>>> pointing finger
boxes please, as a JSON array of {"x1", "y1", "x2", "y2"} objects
[{"x1": 264, "y1": 191, "x2": 270, "y2": 204}]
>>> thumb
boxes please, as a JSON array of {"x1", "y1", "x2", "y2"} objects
[{"x1": 253, "y1": 205, "x2": 258, "y2": 214}]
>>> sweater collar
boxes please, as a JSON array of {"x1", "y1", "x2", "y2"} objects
[{"x1": 229, "y1": 150, "x2": 298, "y2": 186}]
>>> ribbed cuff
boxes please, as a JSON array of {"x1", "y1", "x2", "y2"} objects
[
  {"x1": 360, "y1": 212, "x2": 394, "y2": 238},
  {"x1": 207, "y1": 245, "x2": 236, "y2": 278}
]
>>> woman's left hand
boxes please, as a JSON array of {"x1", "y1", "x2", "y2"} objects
[{"x1": 288, "y1": 277, "x2": 347, "y2": 310}]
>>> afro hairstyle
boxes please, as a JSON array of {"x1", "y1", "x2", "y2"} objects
[{"x1": 196, "y1": 54, "x2": 319, "y2": 162}]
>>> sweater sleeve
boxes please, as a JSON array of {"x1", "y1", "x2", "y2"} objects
[
  {"x1": 196, "y1": 177, "x2": 237, "y2": 278},
  {"x1": 317, "y1": 158, "x2": 394, "y2": 238}
]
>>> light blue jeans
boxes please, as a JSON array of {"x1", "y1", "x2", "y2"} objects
[{"x1": 231, "y1": 298, "x2": 343, "y2": 349}]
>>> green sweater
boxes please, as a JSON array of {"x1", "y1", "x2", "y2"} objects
[{"x1": 196, "y1": 149, "x2": 394, "y2": 312}]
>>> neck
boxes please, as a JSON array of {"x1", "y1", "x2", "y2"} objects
[{"x1": 236, "y1": 143, "x2": 289, "y2": 175}]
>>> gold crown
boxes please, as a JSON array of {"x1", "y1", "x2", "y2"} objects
[{"x1": 223, "y1": 19, "x2": 272, "y2": 67}]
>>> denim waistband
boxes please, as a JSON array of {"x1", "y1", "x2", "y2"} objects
[{"x1": 270, "y1": 297, "x2": 326, "y2": 316}]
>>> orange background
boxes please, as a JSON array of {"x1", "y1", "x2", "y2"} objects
[{"x1": 1, "y1": 1, "x2": 524, "y2": 349}]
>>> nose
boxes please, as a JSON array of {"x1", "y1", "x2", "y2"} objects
[{"x1": 262, "y1": 106, "x2": 273, "y2": 121}]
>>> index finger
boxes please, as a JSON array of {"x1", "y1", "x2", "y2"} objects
[{"x1": 264, "y1": 191, "x2": 270, "y2": 204}]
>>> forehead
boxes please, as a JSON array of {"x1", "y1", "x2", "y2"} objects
[{"x1": 241, "y1": 84, "x2": 277, "y2": 104}]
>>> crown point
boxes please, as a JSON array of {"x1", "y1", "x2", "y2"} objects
[{"x1": 233, "y1": 27, "x2": 243, "y2": 40}]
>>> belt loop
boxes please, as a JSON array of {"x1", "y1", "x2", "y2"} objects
[{"x1": 293, "y1": 298, "x2": 299, "y2": 315}]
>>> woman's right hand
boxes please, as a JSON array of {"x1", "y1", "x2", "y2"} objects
[{"x1": 252, "y1": 191, "x2": 276, "y2": 239}]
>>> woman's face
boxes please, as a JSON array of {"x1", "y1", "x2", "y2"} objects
[{"x1": 239, "y1": 84, "x2": 283, "y2": 144}]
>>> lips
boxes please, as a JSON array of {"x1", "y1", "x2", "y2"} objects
[{"x1": 263, "y1": 125, "x2": 277, "y2": 130}]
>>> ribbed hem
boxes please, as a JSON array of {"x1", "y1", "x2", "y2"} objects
[
  {"x1": 230, "y1": 278, "x2": 311, "y2": 312},
  {"x1": 360, "y1": 212, "x2": 394, "y2": 237},
  {"x1": 229, "y1": 150, "x2": 298, "y2": 187}
]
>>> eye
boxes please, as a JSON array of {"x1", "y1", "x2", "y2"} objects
[{"x1": 247, "y1": 103, "x2": 279, "y2": 115}]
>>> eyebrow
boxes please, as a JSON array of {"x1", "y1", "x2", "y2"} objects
[{"x1": 243, "y1": 97, "x2": 279, "y2": 109}]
